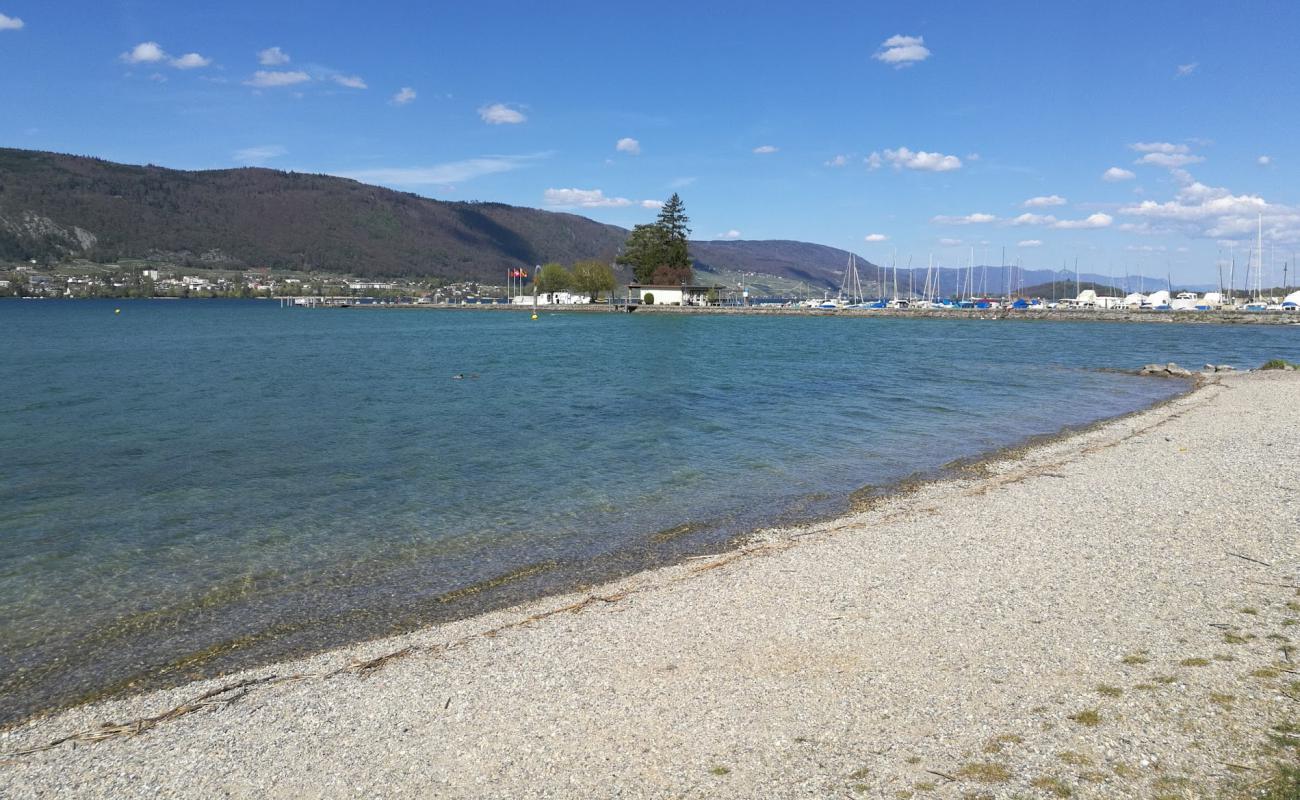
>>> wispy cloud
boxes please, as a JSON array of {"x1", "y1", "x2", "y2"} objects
[
  {"x1": 332, "y1": 74, "x2": 367, "y2": 89},
  {"x1": 545, "y1": 188, "x2": 638, "y2": 208},
  {"x1": 479, "y1": 103, "x2": 526, "y2": 124},
  {"x1": 1258, "y1": 155, "x2": 1272, "y2": 166},
  {"x1": 0, "y1": 12, "x2": 25, "y2": 31},
  {"x1": 1102, "y1": 166, "x2": 1136, "y2": 182},
  {"x1": 340, "y1": 153, "x2": 549, "y2": 187},
  {"x1": 641, "y1": 199, "x2": 663, "y2": 209},
  {"x1": 753, "y1": 144, "x2": 779, "y2": 154},
  {"x1": 1175, "y1": 62, "x2": 1198, "y2": 77},
  {"x1": 868, "y1": 147, "x2": 961, "y2": 172},
  {"x1": 1130, "y1": 141, "x2": 1189, "y2": 154},
  {"x1": 1136, "y1": 152, "x2": 1203, "y2": 168},
  {"x1": 392, "y1": 87, "x2": 417, "y2": 105},
  {"x1": 1007, "y1": 212, "x2": 1057, "y2": 226},
  {"x1": 1052, "y1": 212, "x2": 1113, "y2": 229},
  {"x1": 718, "y1": 229, "x2": 742, "y2": 240},
  {"x1": 825, "y1": 154, "x2": 850, "y2": 167},
  {"x1": 258, "y1": 46, "x2": 290, "y2": 66},
  {"x1": 233, "y1": 145, "x2": 286, "y2": 166},
  {"x1": 1023, "y1": 194, "x2": 1066, "y2": 208},
  {"x1": 1017, "y1": 239, "x2": 1043, "y2": 247},
  {"x1": 938, "y1": 237, "x2": 963, "y2": 246},
  {"x1": 864, "y1": 233, "x2": 888, "y2": 242},
  {"x1": 245, "y1": 70, "x2": 311, "y2": 88},
  {"x1": 616, "y1": 137, "x2": 641, "y2": 155},
  {"x1": 932, "y1": 213, "x2": 996, "y2": 225},
  {"x1": 669, "y1": 177, "x2": 696, "y2": 188},
  {"x1": 873, "y1": 34, "x2": 930, "y2": 67}
]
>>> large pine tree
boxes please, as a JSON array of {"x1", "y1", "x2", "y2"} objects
[{"x1": 618, "y1": 193, "x2": 692, "y2": 285}]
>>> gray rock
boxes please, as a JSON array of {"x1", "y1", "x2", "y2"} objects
[
  {"x1": 1215, "y1": 364, "x2": 1235, "y2": 372},
  {"x1": 1166, "y1": 362, "x2": 1193, "y2": 378}
]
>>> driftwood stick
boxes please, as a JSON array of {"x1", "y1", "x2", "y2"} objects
[{"x1": 1227, "y1": 552, "x2": 1273, "y2": 567}]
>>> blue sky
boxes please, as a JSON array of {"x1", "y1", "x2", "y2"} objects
[{"x1": 2, "y1": 1, "x2": 1299, "y2": 283}]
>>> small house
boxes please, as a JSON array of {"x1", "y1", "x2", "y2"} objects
[{"x1": 626, "y1": 283, "x2": 722, "y2": 307}]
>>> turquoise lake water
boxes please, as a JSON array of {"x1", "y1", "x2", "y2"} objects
[{"x1": 1, "y1": 299, "x2": 1297, "y2": 723}]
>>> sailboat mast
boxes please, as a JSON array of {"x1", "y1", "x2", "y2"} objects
[{"x1": 1257, "y1": 213, "x2": 1264, "y2": 299}]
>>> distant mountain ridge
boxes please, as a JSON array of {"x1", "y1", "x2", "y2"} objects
[
  {"x1": 0, "y1": 148, "x2": 1208, "y2": 293},
  {"x1": 0, "y1": 148, "x2": 878, "y2": 287}
]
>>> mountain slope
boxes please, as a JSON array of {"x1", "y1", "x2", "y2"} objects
[
  {"x1": 0, "y1": 148, "x2": 883, "y2": 287},
  {"x1": 0, "y1": 149, "x2": 631, "y2": 281}
]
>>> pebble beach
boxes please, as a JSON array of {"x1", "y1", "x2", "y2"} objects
[{"x1": 2, "y1": 370, "x2": 1298, "y2": 799}]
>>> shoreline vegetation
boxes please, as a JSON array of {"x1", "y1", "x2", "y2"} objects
[{"x1": 2, "y1": 371, "x2": 1297, "y2": 798}]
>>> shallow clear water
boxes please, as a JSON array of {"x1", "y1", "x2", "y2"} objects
[{"x1": 1, "y1": 300, "x2": 1296, "y2": 722}]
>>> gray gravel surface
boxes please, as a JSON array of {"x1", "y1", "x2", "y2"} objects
[{"x1": 3, "y1": 371, "x2": 1298, "y2": 799}]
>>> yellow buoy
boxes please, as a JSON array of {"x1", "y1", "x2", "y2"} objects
[
  {"x1": 115, "y1": 308, "x2": 121, "y2": 314},
  {"x1": 531, "y1": 313, "x2": 538, "y2": 320}
]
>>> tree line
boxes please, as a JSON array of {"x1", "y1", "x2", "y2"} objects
[{"x1": 534, "y1": 259, "x2": 618, "y2": 300}]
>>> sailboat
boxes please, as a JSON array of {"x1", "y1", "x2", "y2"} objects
[
  {"x1": 816, "y1": 252, "x2": 865, "y2": 309},
  {"x1": 1244, "y1": 215, "x2": 1269, "y2": 311}
]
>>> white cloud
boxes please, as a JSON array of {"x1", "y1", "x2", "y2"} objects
[
  {"x1": 544, "y1": 188, "x2": 646, "y2": 208},
  {"x1": 1017, "y1": 239, "x2": 1043, "y2": 247},
  {"x1": 122, "y1": 41, "x2": 167, "y2": 64},
  {"x1": 718, "y1": 230, "x2": 742, "y2": 240},
  {"x1": 1023, "y1": 194, "x2": 1066, "y2": 208},
  {"x1": 1258, "y1": 155, "x2": 1271, "y2": 166},
  {"x1": 1126, "y1": 244, "x2": 1166, "y2": 252},
  {"x1": 0, "y1": 12, "x2": 25, "y2": 30},
  {"x1": 1136, "y1": 152, "x2": 1204, "y2": 168},
  {"x1": 258, "y1": 47, "x2": 290, "y2": 66},
  {"x1": 753, "y1": 144, "x2": 779, "y2": 154},
  {"x1": 932, "y1": 212, "x2": 997, "y2": 225},
  {"x1": 332, "y1": 74, "x2": 367, "y2": 89},
  {"x1": 122, "y1": 42, "x2": 211, "y2": 70},
  {"x1": 965, "y1": 153, "x2": 981, "y2": 161},
  {"x1": 864, "y1": 233, "x2": 889, "y2": 242},
  {"x1": 233, "y1": 145, "x2": 287, "y2": 165},
  {"x1": 245, "y1": 70, "x2": 311, "y2": 88},
  {"x1": 825, "y1": 154, "x2": 850, "y2": 167},
  {"x1": 873, "y1": 34, "x2": 931, "y2": 67},
  {"x1": 479, "y1": 103, "x2": 526, "y2": 124},
  {"x1": 871, "y1": 146, "x2": 962, "y2": 172},
  {"x1": 340, "y1": 154, "x2": 547, "y2": 187},
  {"x1": 938, "y1": 238, "x2": 963, "y2": 246},
  {"x1": 1008, "y1": 212, "x2": 1057, "y2": 226},
  {"x1": 669, "y1": 176, "x2": 696, "y2": 189},
  {"x1": 392, "y1": 87, "x2": 417, "y2": 105},
  {"x1": 1052, "y1": 212, "x2": 1113, "y2": 229},
  {"x1": 170, "y1": 52, "x2": 211, "y2": 69},
  {"x1": 1176, "y1": 62, "x2": 1198, "y2": 77},
  {"x1": 616, "y1": 137, "x2": 641, "y2": 155},
  {"x1": 1103, "y1": 166, "x2": 1136, "y2": 182},
  {"x1": 1130, "y1": 142, "x2": 1190, "y2": 154},
  {"x1": 641, "y1": 200, "x2": 663, "y2": 209}
]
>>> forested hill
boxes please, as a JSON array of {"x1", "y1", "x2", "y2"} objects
[{"x1": 0, "y1": 148, "x2": 873, "y2": 286}]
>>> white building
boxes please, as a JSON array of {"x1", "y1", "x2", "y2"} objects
[
  {"x1": 510, "y1": 291, "x2": 591, "y2": 306},
  {"x1": 626, "y1": 283, "x2": 721, "y2": 306}
]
